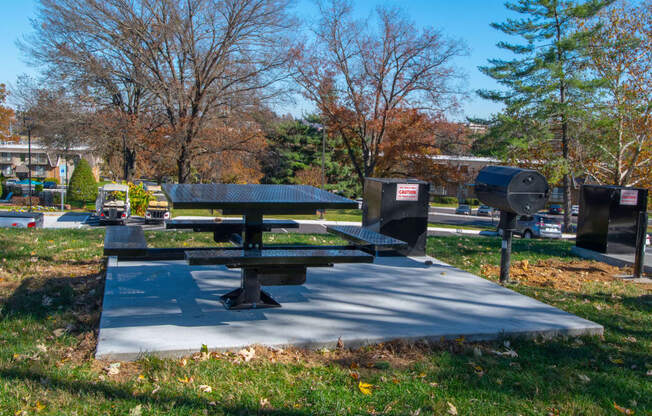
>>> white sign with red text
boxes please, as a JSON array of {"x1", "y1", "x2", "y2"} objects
[
  {"x1": 396, "y1": 184, "x2": 419, "y2": 201},
  {"x1": 620, "y1": 189, "x2": 638, "y2": 206}
]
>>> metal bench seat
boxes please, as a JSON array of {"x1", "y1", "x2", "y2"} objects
[
  {"x1": 104, "y1": 226, "x2": 148, "y2": 257},
  {"x1": 103, "y1": 225, "x2": 228, "y2": 260},
  {"x1": 185, "y1": 248, "x2": 373, "y2": 266},
  {"x1": 166, "y1": 218, "x2": 299, "y2": 232},
  {"x1": 326, "y1": 225, "x2": 407, "y2": 252}
]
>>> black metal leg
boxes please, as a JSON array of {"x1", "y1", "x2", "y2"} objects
[{"x1": 220, "y1": 268, "x2": 281, "y2": 310}]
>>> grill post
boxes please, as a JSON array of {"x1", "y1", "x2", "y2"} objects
[
  {"x1": 633, "y1": 211, "x2": 647, "y2": 278},
  {"x1": 499, "y1": 211, "x2": 517, "y2": 284}
]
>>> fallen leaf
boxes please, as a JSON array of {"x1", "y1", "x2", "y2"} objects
[
  {"x1": 447, "y1": 401, "x2": 458, "y2": 415},
  {"x1": 104, "y1": 362, "x2": 120, "y2": 376},
  {"x1": 35, "y1": 401, "x2": 46, "y2": 412},
  {"x1": 259, "y1": 398, "x2": 271, "y2": 408},
  {"x1": 137, "y1": 374, "x2": 145, "y2": 381},
  {"x1": 198, "y1": 384, "x2": 212, "y2": 393},
  {"x1": 613, "y1": 402, "x2": 634, "y2": 415},
  {"x1": 179, "y1": 358, "x2": 187, "y2": 367},
  {"x1": 152, "y1": 385, "x2": 160, "y2": 394},
  {"x1": 624, "y1": 336, "x2": 637, "y2": 343},
  {"x1": 129, "y1": 404, "x2": 142, "y2": 416},
  {"x1": 336, "y1": 337, "x2": 344, "y2": 349},
  {"x1": 36, "y1": 344, "x2": 47, "y2": 353},
  {"x1": 577, "y1": 374, "x2": 590, "y2": 383},
  {"x1": 609, "y1": 357, "x2": 624, "y2": 365},
  {"x1": 53, "y1": 328, "x2": 66, "y2": 337},
  {"x1": 177, "y1": 376, "x2": 191, "y2": 383},
  {"x1": 358, "y1": 381, "x2": 373, "y2": 395},
  {"x1": 646, "y1": 369, "x2": 652, "y2": 377},
  {"x1": 350, "y1": 371, "x2": 360, "y2": 381},
  {"x1": 350, "y1": 362, "x2": 359, "y2": 369},
  {"x1": 238, "y1": 347, "x2": 255, "y2": 362}
]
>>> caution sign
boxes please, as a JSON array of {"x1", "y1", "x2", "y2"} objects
[
  {"x1": 396, "y1": 184, "x2": 419, "y2": 201},
  {"x1": 620, "y1": 189, "x2": 638, "y2": 206}
]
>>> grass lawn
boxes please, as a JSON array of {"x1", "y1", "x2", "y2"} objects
[{"x1": 0, "y1": 229, "x2": 650, "y2": 415}]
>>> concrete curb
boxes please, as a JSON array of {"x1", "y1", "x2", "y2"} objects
[{"x1": 571, "y1": 246, "x2": 651, "y2": 274}]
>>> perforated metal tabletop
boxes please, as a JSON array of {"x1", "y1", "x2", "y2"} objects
[{"x1": 162, "y1": 184, "x2": 357, "y2": 214}]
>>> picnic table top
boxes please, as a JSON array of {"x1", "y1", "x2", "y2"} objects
[{"x1": 162, "y1": 184, "x2": 358, "y2": 214}]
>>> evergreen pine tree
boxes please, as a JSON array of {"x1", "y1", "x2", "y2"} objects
[
  {"x1": 478, "y1": 0, "x2": 612, "y2": 231},
  {"x1": 67, "y1": 159, "x2": 97, "y2": 204}
]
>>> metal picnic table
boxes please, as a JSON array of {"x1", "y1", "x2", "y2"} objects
[{"x1": 162, "y1": 184, "x2": 391, "y2": 310}]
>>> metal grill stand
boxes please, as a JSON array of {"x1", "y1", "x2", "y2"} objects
[{"x1": 498, "y1": 211, "x2": 517, "y2": 284}]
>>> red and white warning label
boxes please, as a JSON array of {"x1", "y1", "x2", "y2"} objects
[
  {"x1": 396, "y1": 184, "x2": 419, "y2": 201},
  {"x1": 619, "y1": 189, "x2": 638, "y2": 206}
]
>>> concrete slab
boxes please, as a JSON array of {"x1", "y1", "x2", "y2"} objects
[{"x1": 96, "y1": 255, "x2": 603, "y2": 360}]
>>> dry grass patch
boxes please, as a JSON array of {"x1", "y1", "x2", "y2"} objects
[{"x1": 481, "y1": 258, "x2": 652, "y2": 292}]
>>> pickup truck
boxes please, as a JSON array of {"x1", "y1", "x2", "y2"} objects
[{"x1": 0, "y1": 211, "x2": 44, "y2": 228}]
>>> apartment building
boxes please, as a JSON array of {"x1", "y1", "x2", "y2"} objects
[{"x1": 0, "y1": 138, "x2": 100, "y2": 183}]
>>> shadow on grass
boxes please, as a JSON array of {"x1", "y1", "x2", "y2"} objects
[
  {"x1": 0, "y1": 365, "x2": 311, "y2": 415},
  {"x1": 1, "y1": 272, "x2": 104, "y2": 336}
]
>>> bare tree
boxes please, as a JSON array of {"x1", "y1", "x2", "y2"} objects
[
  {"x1": 292, "y1": 0, "x2": 467, "y2": 186},
  {"x1": 22, "y1": 0, "x2": 296, "y2": 182},
  {"x1": 11, "y1": 75, "x2": 93, "y2": 185}
]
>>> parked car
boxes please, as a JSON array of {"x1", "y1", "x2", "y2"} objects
[
  {"x1": 476, "y1": 205, "x2": 494, "y2": 217},
  {"x1": 43, "y1": 181, "x2": 58, "y2": 189},
  {"x1": 548, "y1": 204, "x2": 563, "y2": 215},
  {"x1": 571, "y1": 205, "x2": 579, "y2": 216},
  {"x1": 95, "y1": 184, "x2": 131, "y2": 225},
  {"x1": 455, "y1": 204, "x2": 472, "y2": 215},
  {"x1": 516, "y1": 214, "x2": 562, "y2": 239},
  {"x1": 0, "y1": 211, "x2": 44, "y2": 228}
]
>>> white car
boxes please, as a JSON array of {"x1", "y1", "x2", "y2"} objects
[{"x1": 571, "y1": 205, "x2": 579, "y2": 216}]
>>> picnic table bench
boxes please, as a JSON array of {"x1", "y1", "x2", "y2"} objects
[
  {"x1": 104, "y1": 225, "x2": 231, "y2": 261},
  {"x1": 325, "y1": 225, "x2": 407, "y2": 254},
  {"x1": 185, "y1": 247, "x2": 373, "y2": 309}
]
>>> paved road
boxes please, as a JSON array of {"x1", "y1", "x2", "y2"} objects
[{"x1": 428, "y1": 207, "x2": 498, "y2": 228}]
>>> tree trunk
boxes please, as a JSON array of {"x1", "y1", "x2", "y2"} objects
[
  {"x1": 561, "y1": 117, "x2": 571, "y2": 233},
  {"x1": 177, "y1": 142, "x2": 189, "y2": 184}
]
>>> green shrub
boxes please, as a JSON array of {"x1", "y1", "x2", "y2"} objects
[
  {"x1": 35, "y1": 184, "x2": 44, "y2": 193},
  {"x1": 67, "y1": 159, "x2": 97, "y2": 203},
  {"x1": 464, "y1": 198, "x2": 480, "y2": 206},
  {"x1": 127, "y1": 182, "x2": 153, "y2": 216},
  {"x1": 431, "y1": 196, "x2": 458, "y2": 205}
]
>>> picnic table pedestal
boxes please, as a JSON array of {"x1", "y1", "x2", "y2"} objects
[{"x1": 225, "y1": 212, "x2": 279, "y2": 309}]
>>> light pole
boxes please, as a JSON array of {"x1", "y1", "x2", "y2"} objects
[
  {"x1": 23, "y1": 116, "x2": 33, "y2": 212},
  {"x1": 320, "y1": 123, "x2": 326, "y2": 220}
]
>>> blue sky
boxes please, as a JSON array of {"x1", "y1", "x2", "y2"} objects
[{"x1": 0, "y1": 0, "x2": 516, "y2": 120}]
